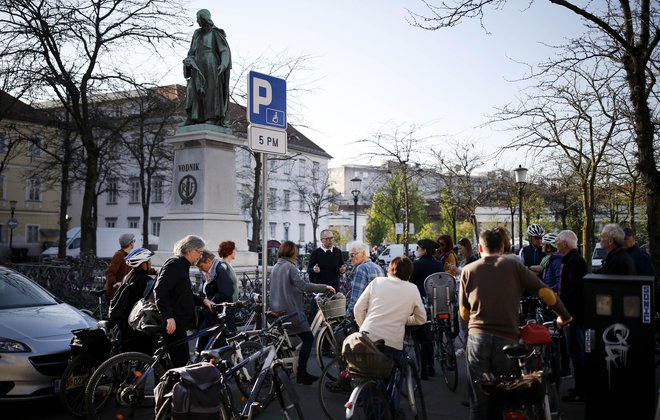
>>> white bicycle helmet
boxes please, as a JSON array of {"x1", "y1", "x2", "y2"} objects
[
  {"x1": 527, "y1": 224, "x2": 545, "y2": 237},
  {"x1": 542, "y1": 232, "x2": 558, "y2": 245},
  {"x1": 124, "y1": 247, "x2": 154, "y2": 267}
]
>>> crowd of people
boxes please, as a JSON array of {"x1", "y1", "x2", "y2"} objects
[{"x1": 102, "y1": 220, "x2": 655, "y2": 419}]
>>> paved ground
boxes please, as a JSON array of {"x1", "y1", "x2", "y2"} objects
[{"x1": 6, "y1": 351, "x2": 586, "y2": 419}]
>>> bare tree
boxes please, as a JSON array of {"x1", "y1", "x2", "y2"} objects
[
  {"x1": 0, "y1": 0, "x2": 188, "y2": 256},
  {"x1": 408, "y1": 0, "x2": 660, "y2": 281},
  {"x1": 356, "y1": 123, "x2": 430, "y2": 254},
  {"x1": 292, "y1": 167, "x2": 337, "y2": 249},
  {"x1": 496, "y1": 59, "x2": 628, "y2": 258}
]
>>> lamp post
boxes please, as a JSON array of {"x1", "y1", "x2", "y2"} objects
[
  {"x1": 8, "y1": 200, "x2": 17, "y2": 259},
  {"x1": 350, "y1": 177, "x2": 362, "y2": 241},
  {"x1": 283, "y1": 221, "x2": 290, "y2": 241},
  {"x1": 513, "y1": 165, "x2": 528, "y2": 253}
]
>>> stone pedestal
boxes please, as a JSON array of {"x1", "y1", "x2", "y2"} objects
[{"x1": 152, "y1": 124, "x2": 258, "y2": 268}]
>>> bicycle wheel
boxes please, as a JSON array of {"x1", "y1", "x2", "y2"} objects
[
  {"x1": 316, "y1": 324, "x2": 338, "y2": 372},
  {"x1": 438, "y1": 329, "x2": 458, "y2": 391},
  {"x1": 221, "y1": 340, "x2": 275, "y2": 404},
  {"x1": 273, "y1": 364, "x2": 305, "y2": 420},
  {"x1": 400, "y1": 360, "x2": 427, "y2": 420},
  {"x1": 352, "y1": 380, "x2": 392, "y2": 420},
  {"x1": 319, "y1": 358, "x2": 349, "y2": 420},
  {"x1": 84, "y1": 351, "x2": 165, "y2": 420},
  {"x1": 59, "y1": 355, "x2": 97, "y2": 417}
]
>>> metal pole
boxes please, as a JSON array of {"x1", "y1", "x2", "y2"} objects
[
  {"x1": 353, "y1": 194, "x2": 358, "y2": 240},
  {"x1": 9, "y1": 207, "x2": 14, "y2": 259},
  {"x1": 261, "y1": 153, "x2": 268, "y2": 329},
  {"x1": 518, "y1": 186, "x2": 523, "y2": 254}
]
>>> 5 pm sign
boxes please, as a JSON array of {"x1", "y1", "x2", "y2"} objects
[{"x1": 248, "y1": 125, "x2": 287, "y2": 155}]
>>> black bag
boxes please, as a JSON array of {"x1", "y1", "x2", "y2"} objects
[
  {"x1": 154, "y1": 362, "x2": 223, "y2": 420},
  {"x1": 127, "y1": 277, "x2": 161, "y2": 332},
  {"x1": 108, "y1": 276, "x2": 138, "y2": 321},
  {"x1": 341, "y1": 331, "x2": 394, "y2": 378}
]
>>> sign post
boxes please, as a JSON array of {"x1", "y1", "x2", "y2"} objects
[{"x1": 248, "y1": 71, "x2": 287, "y2": 328}]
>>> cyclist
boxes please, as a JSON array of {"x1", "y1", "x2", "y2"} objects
[
  {"x1": 354, "y1": 256, "x2": 426, "y2": 364},
  {"x1": 519, "y1": 224, "x2": 546, "y2": 271},
  {"x1": 460, "y1": 228, "x2": 572, "y2": 420},
  {"x1": 115, "y1": 247, "x2": 158, "y2": 353}
]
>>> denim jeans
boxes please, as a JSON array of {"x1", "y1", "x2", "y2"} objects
[
  {"x1": 563, "y1": 323, "x2": 585, "y2": 396},
  {"x1": 466, "y1": 333, "x2": 517, "y2": 420}
]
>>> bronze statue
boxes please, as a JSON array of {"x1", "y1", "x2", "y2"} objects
[{"x1": 183, "y1": 9, "x2": 232, "y2": 126}]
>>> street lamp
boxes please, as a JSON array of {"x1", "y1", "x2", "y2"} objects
[
  {"x1": 283, "y1": 221, "x2": 290, "y2": 241},
  {"x1": 513, "y1": 165, "x2": 528, "y2": 253},
  {"x1": 350, "y1": 177, "x2": 362, "y2": 241},
  {"x1": 8, "y1": 200, "x2": 17, "y2": 259}
]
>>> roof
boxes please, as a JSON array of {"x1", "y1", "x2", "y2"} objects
[{"x1": 0, "y1": 91, "x2": 51, "y2": 124}]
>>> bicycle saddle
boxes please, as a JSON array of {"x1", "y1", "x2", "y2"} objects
[{"x1": 502, "y1": 342, "x2": 532, "y2": 359}]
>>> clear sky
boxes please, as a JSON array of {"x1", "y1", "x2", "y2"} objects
[{"x1": 162, "y1": 0, "x2": 586, "y2": 171}]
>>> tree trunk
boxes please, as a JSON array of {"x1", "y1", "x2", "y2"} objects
[
  {"x1": 57, "y1": 135, "x2": 71, "y2": 259},
  {"x1": 250, "y1": 153, "x2": 262, "y2": 253},
  {"x1": 80, "y1": 148, "x2": 98, "y2": 256}
]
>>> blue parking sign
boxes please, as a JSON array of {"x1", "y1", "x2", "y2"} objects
[{"x1": 248, "y1": 71, "x2": 286, "y2": 129}]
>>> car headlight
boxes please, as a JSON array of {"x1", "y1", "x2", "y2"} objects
[{"x1": 0, "y1": 337, "x2": 31, "y2": 352}]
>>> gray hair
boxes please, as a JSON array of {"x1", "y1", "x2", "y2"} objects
[
  {"x1": 557, "y1": 230, "x2": 578, "y2": 249},
  {"x1": 174, "y1": 235, "x2": 206, "y2": 256},
  {"x1": 602, "y1": 223, "x2": 625, "y2": 247},
  {"x1": 347, "y1": 241, "x2": 369, "y2": 257}
]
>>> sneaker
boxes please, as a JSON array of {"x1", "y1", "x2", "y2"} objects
[
  {"x1": 455, "y1": 348, "x2": 465, "y2": 357},
  {"x1": 296, "y1": 372, "x2": 319, "y2": 385},
  {"x1": 561, "y1": 394, "x2": 585, "y2": 403}
]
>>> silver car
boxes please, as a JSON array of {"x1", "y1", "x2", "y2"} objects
[{"x1": 0, "y1": 266, "x2": 97, "y2": 400}]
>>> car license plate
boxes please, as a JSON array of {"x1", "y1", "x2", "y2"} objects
[{"x1": 52, "y1": 378, "x2": 61, "y2": 393}]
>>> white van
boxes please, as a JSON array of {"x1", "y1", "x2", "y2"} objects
[
  {"x1": 591, "y1": 243, "x2": 607, "y2": 271},
  {"x1": 377, "y1": 244, "x2": 419, "y2": 266},
  {"x1": 41, "y1": 227, "x2": 159, "y2": 260}
]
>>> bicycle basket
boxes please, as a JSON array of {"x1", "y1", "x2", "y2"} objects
[
  {"x1": 318, "y1": 294, "x2": 346, "y2": 319},
  {"x1": 478, "y1": 371, "x2": 544, "y2": 405},
  {"x1": 342, "y1": 331, "x2": 394, "y2": 379}
]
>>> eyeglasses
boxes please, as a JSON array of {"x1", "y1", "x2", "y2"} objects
[
  {"x1": 533, "y1": 236, "x2": 542, "y2": 240},
  {"x1": 349, "y1": 253, "x2": 357, "y2": 258},
  {"x1": 439, "y1": 242, "x2": 446, "y2": 247},
  {"x1": 321, "y1": 237, "x2": 334, "y2": 241}
]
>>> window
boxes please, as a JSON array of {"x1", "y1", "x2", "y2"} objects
[
  {"x1": 299, "y1": 224, "x2": 305, "y2": 242},
  {"x1": 0, "y1": 225, "x2": 4, "y2": 243},
  {"x1": 312, "y1": 161, "x2": 320, "y2": 180},
  {"x1": 298, "y1": 158, "x2": 306, "y2": 176},
  {"x1": 26, "y1": 224, "x2": 39, "y2": 243},
  {"x1": 27, "y1": 177, "x2": 42, "y2": 201},
  {"x1": 268, "y1": 188, "x2": 277, "y2": 210},
  {"x1": 152, "y1": 178, "x2": 163, "y2": 203},
  {"x1": 269, "y1": 222, "x2": 277, "y2": 239},
  {"x1": 151, "y1": 217, "x2": 161, "y2": 237},
  {"x1": 299, "y1": 192, "x2": 305, "y2": 211},
  {"x1": 129, "y1": 178, "x2": 140, "y2": 203},
  {"x1": 283, "y1": 159, "x2": 292, "y2": 175},
  {"x1": 127, "y1": 217, "x2": 140, "y2": 229},
  {"x1": 0, "y1": 131, "x2": 7, "y2": 154},
  {"x1": 28, "y1": 137, "x2": 42, "y2": 158},
  {"x1": 114, "y1": 105, "x2": 123, "y2": 118},
  {"x1": 283, "y1": 190, "x2": 290, "y2": 211},
  {"x1": 107, "y1": 179, "x2": 118, "y2": 204},
  {"x1": 105, "y1": 218, "x2": 117, "y2": 228}
]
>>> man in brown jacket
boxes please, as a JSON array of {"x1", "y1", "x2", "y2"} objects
[{"x1": 104, "y1": 233, "x2": 135, "y2": 298}]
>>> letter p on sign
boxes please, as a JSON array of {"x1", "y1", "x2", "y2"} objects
[{"x1": 248, "y1": 71, "x2": 286, "y2": 129}]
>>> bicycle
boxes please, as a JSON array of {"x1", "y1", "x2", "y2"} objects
[
  {"x1": 83, "y1": 302, "x2": 242, "y2": 419},
  {"x1": 79, "y1": 287, "x2": 108, "y2": 320},
  {"x1": 312, "y1": 292, "x2": 346, "y2": 371},
  {"x1": 424, "y1": 272, "x2": 459, "y2": 391},
  {"x1": 58, "y1": 320, "x2": 121, "y2": 417},
  {"x1": 343, "y1": 338, "x2": 427, "y2": 420},
  {"x1": 189, "y1": 344, "x2": 304, "y2": 419}
]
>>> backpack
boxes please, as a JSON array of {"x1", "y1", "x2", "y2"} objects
[
  {"x1": 341, "y1": 331, "x2": 394, "y2": 379},
  {"x1": 108, "y1": 275, "x2": 138, "y2": 321},
  {"x1": 154, "y1": 362, "x2": 223, "y2": 420}
]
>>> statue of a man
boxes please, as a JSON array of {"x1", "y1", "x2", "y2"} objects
[{"x1": 183, "y1": 9, "x2": 232, "y2": 127}]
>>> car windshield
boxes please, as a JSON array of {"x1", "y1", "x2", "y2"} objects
[{"x1": 0, "y1": 269, "x2": 58, "y2": 309}]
